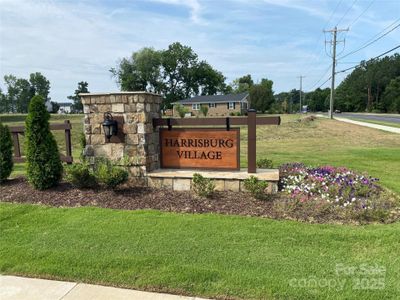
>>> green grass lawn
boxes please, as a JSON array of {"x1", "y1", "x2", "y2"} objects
[
  {"x1": 1, "y1": 113, "x2": 400, "y2": 299},
  {"x1": 346, "y1": 117, "x2": 400, "y2": 128},
  {"x1": 1, "y1": 203, "x2": 399, "y2": 300}
]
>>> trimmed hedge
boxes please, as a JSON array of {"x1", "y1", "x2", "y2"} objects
[
  {"x1": 0, "y1": 122, "x2": 13, "y2": 182},
  {"x1": 25, "y1": 95, "x2": 63, "y2": 190}
]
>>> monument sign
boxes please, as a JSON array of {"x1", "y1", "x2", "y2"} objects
[{"x1": 160, "y1": 128, "x2": 240, "y2": 170}]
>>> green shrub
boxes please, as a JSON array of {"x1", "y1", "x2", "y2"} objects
[
  {"x1": 200, "y1": 105, "x2": 208, "y2": 117},
  {"x1": 192, "y1": 173, "x2": 215, "y2": 198},
  {"x1": 94, "y1": 158, "x2": 129, "y2": 189},
  {"x1": 175, "y1": 104, "x2": 188, "y2": 118},
  {"x1": 256, "y1": 158, "x2": 273, "y2": 168},
  {"x1": 65, "y1": 162, "x2": 97, "y2": 189},
  {"x1": 25, "y1": 95, "x2": 63, "y2": 189},
  {"x1": 0, "y1": 122, "x2": 13, "y2": 182},
  {"x1": 243, "y1": 175, "x2": 269, "y2": 200}
]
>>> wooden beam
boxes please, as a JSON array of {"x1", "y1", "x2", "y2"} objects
[{"x1": 153, "y1": 116, "x2": 280, "y2": 127}]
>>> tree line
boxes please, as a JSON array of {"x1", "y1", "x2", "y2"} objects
[
  {"x1": 112, "y1": 42, "x2": 399, "y2": 114},
  {"x1": 2, "y1": 43, "x2": 398, "y2": 114},
  {"x1": 335, "y1": 53, "x2": 400, "y2": 113},
  {"x1": 0, "y1": 72, "x2": 89, "y2": 114},
  {"x1": 0, "y1": 72, "x2": 52, "y2": 113}
]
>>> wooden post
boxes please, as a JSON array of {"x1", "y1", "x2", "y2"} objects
[
  {"x1": 247, "y1": 109, "x2": 256, "y2": 173},
  {"x1": 12, "y1": 132, "x2": 21, "y2": 158},
  {"x1": 64, "y1": 120, "x2": 72, "y2": 164}
]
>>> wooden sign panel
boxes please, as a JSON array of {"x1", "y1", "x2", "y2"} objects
[{"x1": 160, "y1": 128, "x2": 240, "y2": 170}]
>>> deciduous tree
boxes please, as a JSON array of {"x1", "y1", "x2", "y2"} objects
[
  {"x1": 249, "y1": 78, "x2": 274, "y2": 113},
  {"x1": 111, "y1": 42, "x2": 226, "y2": 109}
]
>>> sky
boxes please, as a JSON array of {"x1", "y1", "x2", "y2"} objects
[{"x1": 0, "y1": 0, "x2": 399, "y2": 102}]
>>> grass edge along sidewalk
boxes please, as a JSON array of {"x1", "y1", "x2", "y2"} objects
[
  {"x1": 345, "y1": 117, "x2": 400, "y2": 129},
  {"x1": 1, "y1": 202, "x2": 400, "y2": 300},
  {"x1": 0, "y1": 275, "x2": 207, "y2": 300}
]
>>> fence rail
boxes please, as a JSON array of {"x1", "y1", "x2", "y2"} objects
[
  {"x1": 153, "y1": 111, "x2": 281, "y2": 173},
  {"x1": 8, "y1": 120, "x2": 73, "y2": 164}
]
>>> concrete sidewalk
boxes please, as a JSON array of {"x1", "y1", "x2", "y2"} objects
[
  {"x1": 315, "y1": 114, "x2": 400, "y2": 134},
  {"x1": 0, "y1": 275, "x2": 209, "y2": 300},
  {"x1": 333, "y1": 117, "x2": 400, "y2": 134}
]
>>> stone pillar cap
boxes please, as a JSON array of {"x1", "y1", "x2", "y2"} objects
[{"x1": 79, "y1": 91, "x2": 161, "y2": 97}]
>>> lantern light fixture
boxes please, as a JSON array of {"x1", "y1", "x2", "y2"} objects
[{"x1": 102, "y1": 112, "x2": 118, "y2": 142}]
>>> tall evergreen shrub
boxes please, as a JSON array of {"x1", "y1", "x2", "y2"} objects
[
  {"x1": 25, "y1": 95, "x2": 63, "y2": 189},
  {"x1": 0, "y1": 122, "x2": 13, "y2": 182}
]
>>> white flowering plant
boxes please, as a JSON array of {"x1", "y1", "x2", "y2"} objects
[{"x1": 279, "y1": 163, "x2": 381, "y2": 210}]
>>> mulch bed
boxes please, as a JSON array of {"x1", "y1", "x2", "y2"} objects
[{"x1": 1, "y1": 177, "x2": 277, "y2": 218}]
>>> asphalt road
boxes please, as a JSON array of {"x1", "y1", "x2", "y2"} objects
[{"x1": 333, "y1": 113, "x2": 400, "y2": 124}]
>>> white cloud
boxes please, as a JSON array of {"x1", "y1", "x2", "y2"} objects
[
  {"x1": 0, "y1": 0, "x2": 399, "y2": 99},
  {"x1": 150, "y1": 0, "x2": 203, "y2": 24}
]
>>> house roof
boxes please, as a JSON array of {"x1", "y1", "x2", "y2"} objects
[
  {"x1": 176, "y1": 92, "x2": 249, "y2": 104},
  {"x1": 57, "y1": 102, "x2": 72, "y2": 106}
]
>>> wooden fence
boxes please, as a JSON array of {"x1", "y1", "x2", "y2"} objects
[
  {"x1": 153, "y1": 110, "x2": 281, "y2": 173},
  {"x1": 9, "y1": 120, "x2": 73, "y2": 164}
]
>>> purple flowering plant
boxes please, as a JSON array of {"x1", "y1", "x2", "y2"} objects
[{"x1": 279, "y1": 163, "x2": 381, "y2": 209}]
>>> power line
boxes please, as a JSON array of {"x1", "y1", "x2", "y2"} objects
[
  {"x1": 308, "y1": 44, "x2": 400, "y2": 91},
  {"x1": 339, "y1": 18, "x2": 400, "y2": 59},
  {"x1": 303, "y1": 0, "x2": 344, "y2": 77},
  {"x1": 336, "y1": 0, "x2": 358, "y2": 26},
  {"x1": 347, "y1": 0, "x2": 375, "y2": 29},
  {"x1": 316, "y1": 76, "x2": 332, "y2": 90},
  {"x1": 307, "y1": 65, "x2": 331, "y2": 90},
  {"x1": 336, "y1": 44, "x2": 400, "y2": 74}
]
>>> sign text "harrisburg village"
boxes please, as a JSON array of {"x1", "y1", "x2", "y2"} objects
[{"x1": 160, "y1": 129, "x2": 239, "y2": 170}]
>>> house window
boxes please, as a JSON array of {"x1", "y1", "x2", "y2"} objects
[
  {"x1": 228, "y1": 102, "x2": 235, "y2": 110},
  {"x1": 209, "y1": 103, "x2": 216, "y2": 108},
  {"x1": 192, "y1": 104, "x2": 200, "y2": 110}
]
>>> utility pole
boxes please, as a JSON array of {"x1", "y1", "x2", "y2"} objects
[
  {"x1": 324, "y1": 26, "x2": 348, "y2": 119},
  {"x1": 297, "y1": 75, "x2": 305, "y2": 113}
]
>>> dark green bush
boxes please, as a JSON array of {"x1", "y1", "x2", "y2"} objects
[
  {"x1": 192, "y1": 173, "x2": 215, "y2": 198},
  {"x1": 243, "y1": 175, "x2": 269, "y2": 200},
  {"x1": 94, "y1": 158, "x2": 129, "y2": 189},
  {"x1": 256, "y1": 158, "x2": 273, "y2": 168},
  {"x1": 0, "y1": 122, "x2": 13, "y2": 182},
  {"x1": 65, "y1": 162, "x2": 97, "y2": 189},
  {"x1": 25, "y1": 95, "x2": 63, "y2": 189}
]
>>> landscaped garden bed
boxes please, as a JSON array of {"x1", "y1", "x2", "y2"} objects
[{"x1": 2, "y1": 163, "x2": 399, "y2": 225}]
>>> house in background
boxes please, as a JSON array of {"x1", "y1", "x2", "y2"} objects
[
  {"x1": 57, "y1": 102, "x2": 72, "y2": 114},
  {"x1": 173, "y1": 92, "x2": 250, "y2": 117}
]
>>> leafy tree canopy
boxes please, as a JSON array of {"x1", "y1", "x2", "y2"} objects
[
  {"x1": 111, "y1": 42, "x2": 226, "y2": 108},
  {"x1": 0, "y1": 72, "x2": 51, "y2": 113},
  {"x1": 335, "y1": 53, "x2": 400, "y2": 112},
  {"x1": 231, "y1": 74, "x2": 254, "y2": 93},
  {"x1": 249, "y1": 78, "x2": 274, "y2": 113}
]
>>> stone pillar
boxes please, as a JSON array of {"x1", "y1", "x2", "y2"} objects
[{"x1": 80, "y1": 92, "x2": 162, "y2": 183}]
